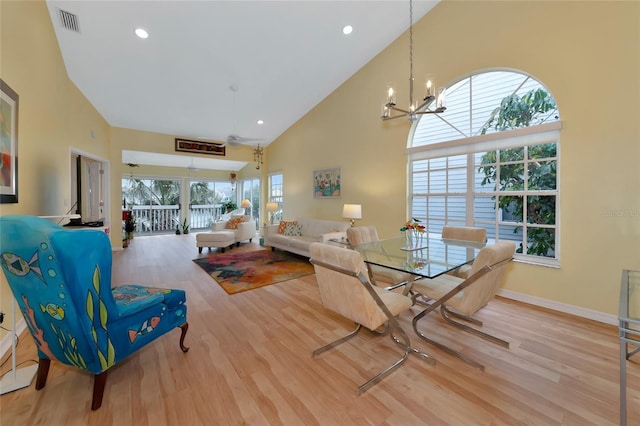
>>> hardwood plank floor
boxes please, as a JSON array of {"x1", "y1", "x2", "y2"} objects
[{"x1": 1, "y1": 233, "x2": 637, "y2": 425}]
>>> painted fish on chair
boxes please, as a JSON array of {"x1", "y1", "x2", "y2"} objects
[
  {"x1": 1, "y1": 251, "x2": 44, "y2": 282},
  {"x1": 128, "y1": 316, "x2": 161, "y2": 343},
  {"x1": 40, "y1": 303, "x2": 65, "y2": 320}
]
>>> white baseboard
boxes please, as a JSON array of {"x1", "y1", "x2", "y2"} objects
[
  {"x1": 0, "y1": 318, "x2": 27, "y2": 359},
  {"x1": 497, "y1": 289, "x2": 618, "y2": 326}
]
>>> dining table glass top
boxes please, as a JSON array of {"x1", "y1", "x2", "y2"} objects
[
  {"x1": 620, "y1": 269, "x2": 640, "y2": 331},
  {"x1": 352, "y1": 236, "x2": 485, "y2": 279}
]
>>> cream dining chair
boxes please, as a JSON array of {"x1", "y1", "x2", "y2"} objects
[
  {"x1": 309, "y1": 242, "x2": 434, "y2": 394},
  {"x1": 411, "y1": 241, "x2": 515, "y2": 371},
  {"x1": 441, "y1": 225, "x2": 488, "y2": 278},
  {"x1": 346, "y1": 226, "x2": 413, "y2": 290}
]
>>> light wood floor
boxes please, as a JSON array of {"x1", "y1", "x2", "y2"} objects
[{"x1": 1, "y1": 233, "x2": 637, "y2": 425}]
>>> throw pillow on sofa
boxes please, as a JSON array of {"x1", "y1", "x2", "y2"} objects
[
  {"x1": 283, "y1": 223, "x2": 302, "y2": 236},
  {"x1": 226, "y1": 216, "x2": 244, "y2": 229},
  {"x1": 278, "y1": 221, "x2": 297, "y2": 234}
]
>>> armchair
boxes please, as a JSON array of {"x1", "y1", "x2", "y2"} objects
[
  {"x1": 0, "y1": 216, "x2": 189, "y2": 410},
  {"x1": 410, "y1": 241, "x2": 515, "y2": 370},
  {"x1": 309, "y1": 243, "x2": 433, "y2": 394},
  {"x1": 212, "y1": 214, "x2": 256, "y2": 246}
]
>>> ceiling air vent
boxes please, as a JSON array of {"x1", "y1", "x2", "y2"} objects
[{"x1": 58, "y1": 9, "x2": 80, "y2": 33}]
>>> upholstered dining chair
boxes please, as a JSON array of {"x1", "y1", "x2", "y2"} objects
[
  {"x1": 441, "y1": 225, "x2": 488, "y2": 278},
  {"x1": 309, "y1": 242, "x2": 434, "y2": 394},
  {"x1": 411, "y1": 241, "x2": 515, "y2": 371},
  {"x1": 346, "y1": 226, "x2": 413, "y2": 289},
  {"x1": 0, "y1": 215, "x2": 189, "y2": 410}
]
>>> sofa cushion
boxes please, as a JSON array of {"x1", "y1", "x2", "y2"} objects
[
  {"x1": 283, "y1": 222, "x2": 302, "y2": 236},
  {"x1": 226, "y1": 216, "x2": 244, "y2": 229},
  {"x1": 290, "y1": 235, "x2": 319, "y2": 252},
  {"x1": 268, "y1": 233, "x2": 293, "y2": 246},
  {"x1": 297, "y1": 218, "x2": 349, "y2": 238},
  {"x1": 279, "y1": 220, "x2": 297, "y2": 234}
]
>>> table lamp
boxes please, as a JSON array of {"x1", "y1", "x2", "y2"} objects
[
  {"x1": 342, "y1": 204, "x2": 362, "y2": 227},
  {"x1": 266, "y1": 202, "x2": 278, "y2": 225},
  {"x1": 241, "y1": 199, "x2": 252, "y2": 215}
]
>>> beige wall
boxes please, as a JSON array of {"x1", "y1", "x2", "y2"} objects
[
  {"x1": 0, "y1": 0, "x2": 638, "y2": 336},
  {"x1": 267, "y1": 0, "x2": 640, "y2": 316},
  {"x1": 109, "y1": 127, "x2": 261, "y2": 240},
  {"x1": 0, "y1": 1, "x2": 111, "y2": 338}
]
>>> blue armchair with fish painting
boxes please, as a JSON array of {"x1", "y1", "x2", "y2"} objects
[{"x1": 0, "y1": 215, "x2": 189, "y2": 410}]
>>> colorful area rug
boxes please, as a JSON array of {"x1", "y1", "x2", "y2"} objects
[{"x1": 192, "y1": 249, "x2": 314, "y2": 295}]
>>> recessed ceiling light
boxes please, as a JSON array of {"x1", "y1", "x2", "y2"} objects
[
  {"x1": 342, "y1": 25, "x2": 353, "y2": 35},
  {"x1": 257, "y1": 120, "x2": 264, "y2": 125},
  {"x1": 135, "y1": 28, "x2": 149, "y2": 39}
]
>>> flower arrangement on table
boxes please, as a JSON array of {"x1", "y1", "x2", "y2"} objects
[{"x1": 400, "y1": 218, "x2": 426, "y2": 248}]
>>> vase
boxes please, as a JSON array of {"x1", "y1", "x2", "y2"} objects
[{"x1": 404, "y1": 231, "x2": 413, "y2": 248}]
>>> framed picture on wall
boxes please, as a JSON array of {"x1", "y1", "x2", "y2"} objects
[
  {"x1": 313, "y1": 167, "x2": 341, "y2": 198},
  {"x1": 0, "y1": 79, "x2": 18, "y2": 203},
  {"x1": 175, "y1": 138, "x2": 225, "y2": 156}
]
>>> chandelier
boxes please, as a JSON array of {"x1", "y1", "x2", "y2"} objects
[
  {"x1": 253, "y1": 145, "x2": 264, "y2": 170},
  {"x1": 381, "y1": 0, "x2": 446, "y2": 122}
]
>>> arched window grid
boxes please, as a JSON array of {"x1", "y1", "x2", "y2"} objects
[{"x1": 407, "y1": 69, "x2": 562, "y2": 266}]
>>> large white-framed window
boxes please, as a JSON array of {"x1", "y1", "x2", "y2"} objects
[
  {"x1": 409, "y1": 70, "x2": 561, "y2": 266},
  {"x1": 268, "y1": 173, "x2": 283, "y2": 223},
  {"x1": 240, "y1": 178, "x2": 260, "y2": 226}
]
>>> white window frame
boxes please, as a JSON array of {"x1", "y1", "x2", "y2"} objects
[{"x1": 408, "y1": 69, "x2": 561, "y2": 267}]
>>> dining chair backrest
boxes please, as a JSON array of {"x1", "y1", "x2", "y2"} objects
[
  {"x1": 456, "y1": 241, "x2": 515, "y2": 315},
  {"x1": 442, "y1": 226, "x2": 487, "y2": 243},
  {"x1": 346, "y1": 226, "x2": 380, "y2": 246},
  {"x1": 309, "y1": 242, "x2": 410, "y2": 331}
]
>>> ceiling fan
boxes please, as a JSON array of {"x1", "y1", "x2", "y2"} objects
[
  {"x1": 222, "y1": 85, "x2": 263, "y2": 147},
  {"x1": 187, "y1": 158, "x2": 199, "y2": 173},
  {"x1": 225, "y1": 134, "x2": 263, "y2": 147}
]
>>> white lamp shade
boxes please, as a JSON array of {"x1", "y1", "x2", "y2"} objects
[
  {"x1": 241, "y1": 199, "x2": 252, "y2": 208},
  {"x1": 266, "y1": 202, "x2": 279, "y2": 212},
  {"x1": 342, "y1": 204, "x2": 362, "y2": 219}
]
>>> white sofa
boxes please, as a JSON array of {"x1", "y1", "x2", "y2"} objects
[{"x1": 264, "y1": 217, "x2": 349, "y2": 257}]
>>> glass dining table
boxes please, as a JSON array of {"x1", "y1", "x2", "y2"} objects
[
  {"x1": 619, "y1": 269, "x2": 640, "y2": 426},
  {"x1": 352, "y1": 235, "x2": 485, "y2": 293}
]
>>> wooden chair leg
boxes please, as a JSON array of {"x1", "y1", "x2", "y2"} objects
[
  {"x1": 179, "y1": 322, "x2": 190, "y2": 352},
  {"x1": 35, "y1": 358, "x2": 51, "y2": 390},
  {"x1": 91, "y1": 371, "x2": 108, "y2": 410}
]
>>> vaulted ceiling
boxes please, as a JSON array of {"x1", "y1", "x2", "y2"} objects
[{"x1": 46, "y1": 1, "x2": 439, "y2": 170}]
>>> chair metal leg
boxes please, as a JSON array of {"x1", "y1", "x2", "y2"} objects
[
  {"x1": 412, "y1": 306, "x2": 486, "y2": 371},
  {"x1": 443, "y1": 307, "x2": 483, "y2": 326},
  {"x1": 413, "y1": 325, "x2": 485, "y2": 371},
  {"x1": 313, "y1": 321, "x2": 435, "y2": 394},
  {"x1": 357, "y1": 323, "x2": 435, "y2": 395},
  {"x1": 312, "y1": 324, "x2": 362, "y2": 357},
  {"x1": 357, "y1": 342, "x2": 410, "y2": 394},
  {"x1": 440, "y1": 306, "x2": 509, "y2": 348}
]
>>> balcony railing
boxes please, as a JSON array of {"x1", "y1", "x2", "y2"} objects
[{"x1": 128, "y1": 204, "x2": 225, "y2": 235}]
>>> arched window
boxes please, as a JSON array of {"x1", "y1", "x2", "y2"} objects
[{"x1": 408, "y1": 70, "x2": 561, "y2": 265}]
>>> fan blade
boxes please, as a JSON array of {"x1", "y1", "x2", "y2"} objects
[{"x1": 227, "y1": 135, "x2": 263, "y2": 146}]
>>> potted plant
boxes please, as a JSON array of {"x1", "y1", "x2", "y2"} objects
[
  {"x1": 222, "y1": 200, "x2": 238, "y2": 213},
  {"x1": 124, "y1": 213, "x2": 136, "y2": 240},
  {"x1": 181, "y1": 218, "x2": 190, "y2": 234}
]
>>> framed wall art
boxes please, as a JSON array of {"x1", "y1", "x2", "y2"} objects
[
  {"x1": 0, "y1": 79, "x2": 18, "y2": 203},
  {"x1": 313, "y1": 167, "x2": 341, "y2": 198},
  {"x1": 175, "y1": 138, "x2": 225, "y2": 156}
]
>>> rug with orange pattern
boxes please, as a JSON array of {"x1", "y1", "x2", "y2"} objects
[{"x1": 192, "y1": 249, "x2": 314, "y2": 295}]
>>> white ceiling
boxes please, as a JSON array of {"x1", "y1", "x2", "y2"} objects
[{"x1": 46, "y1": 0, "x2": 439, "y2": 170}]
